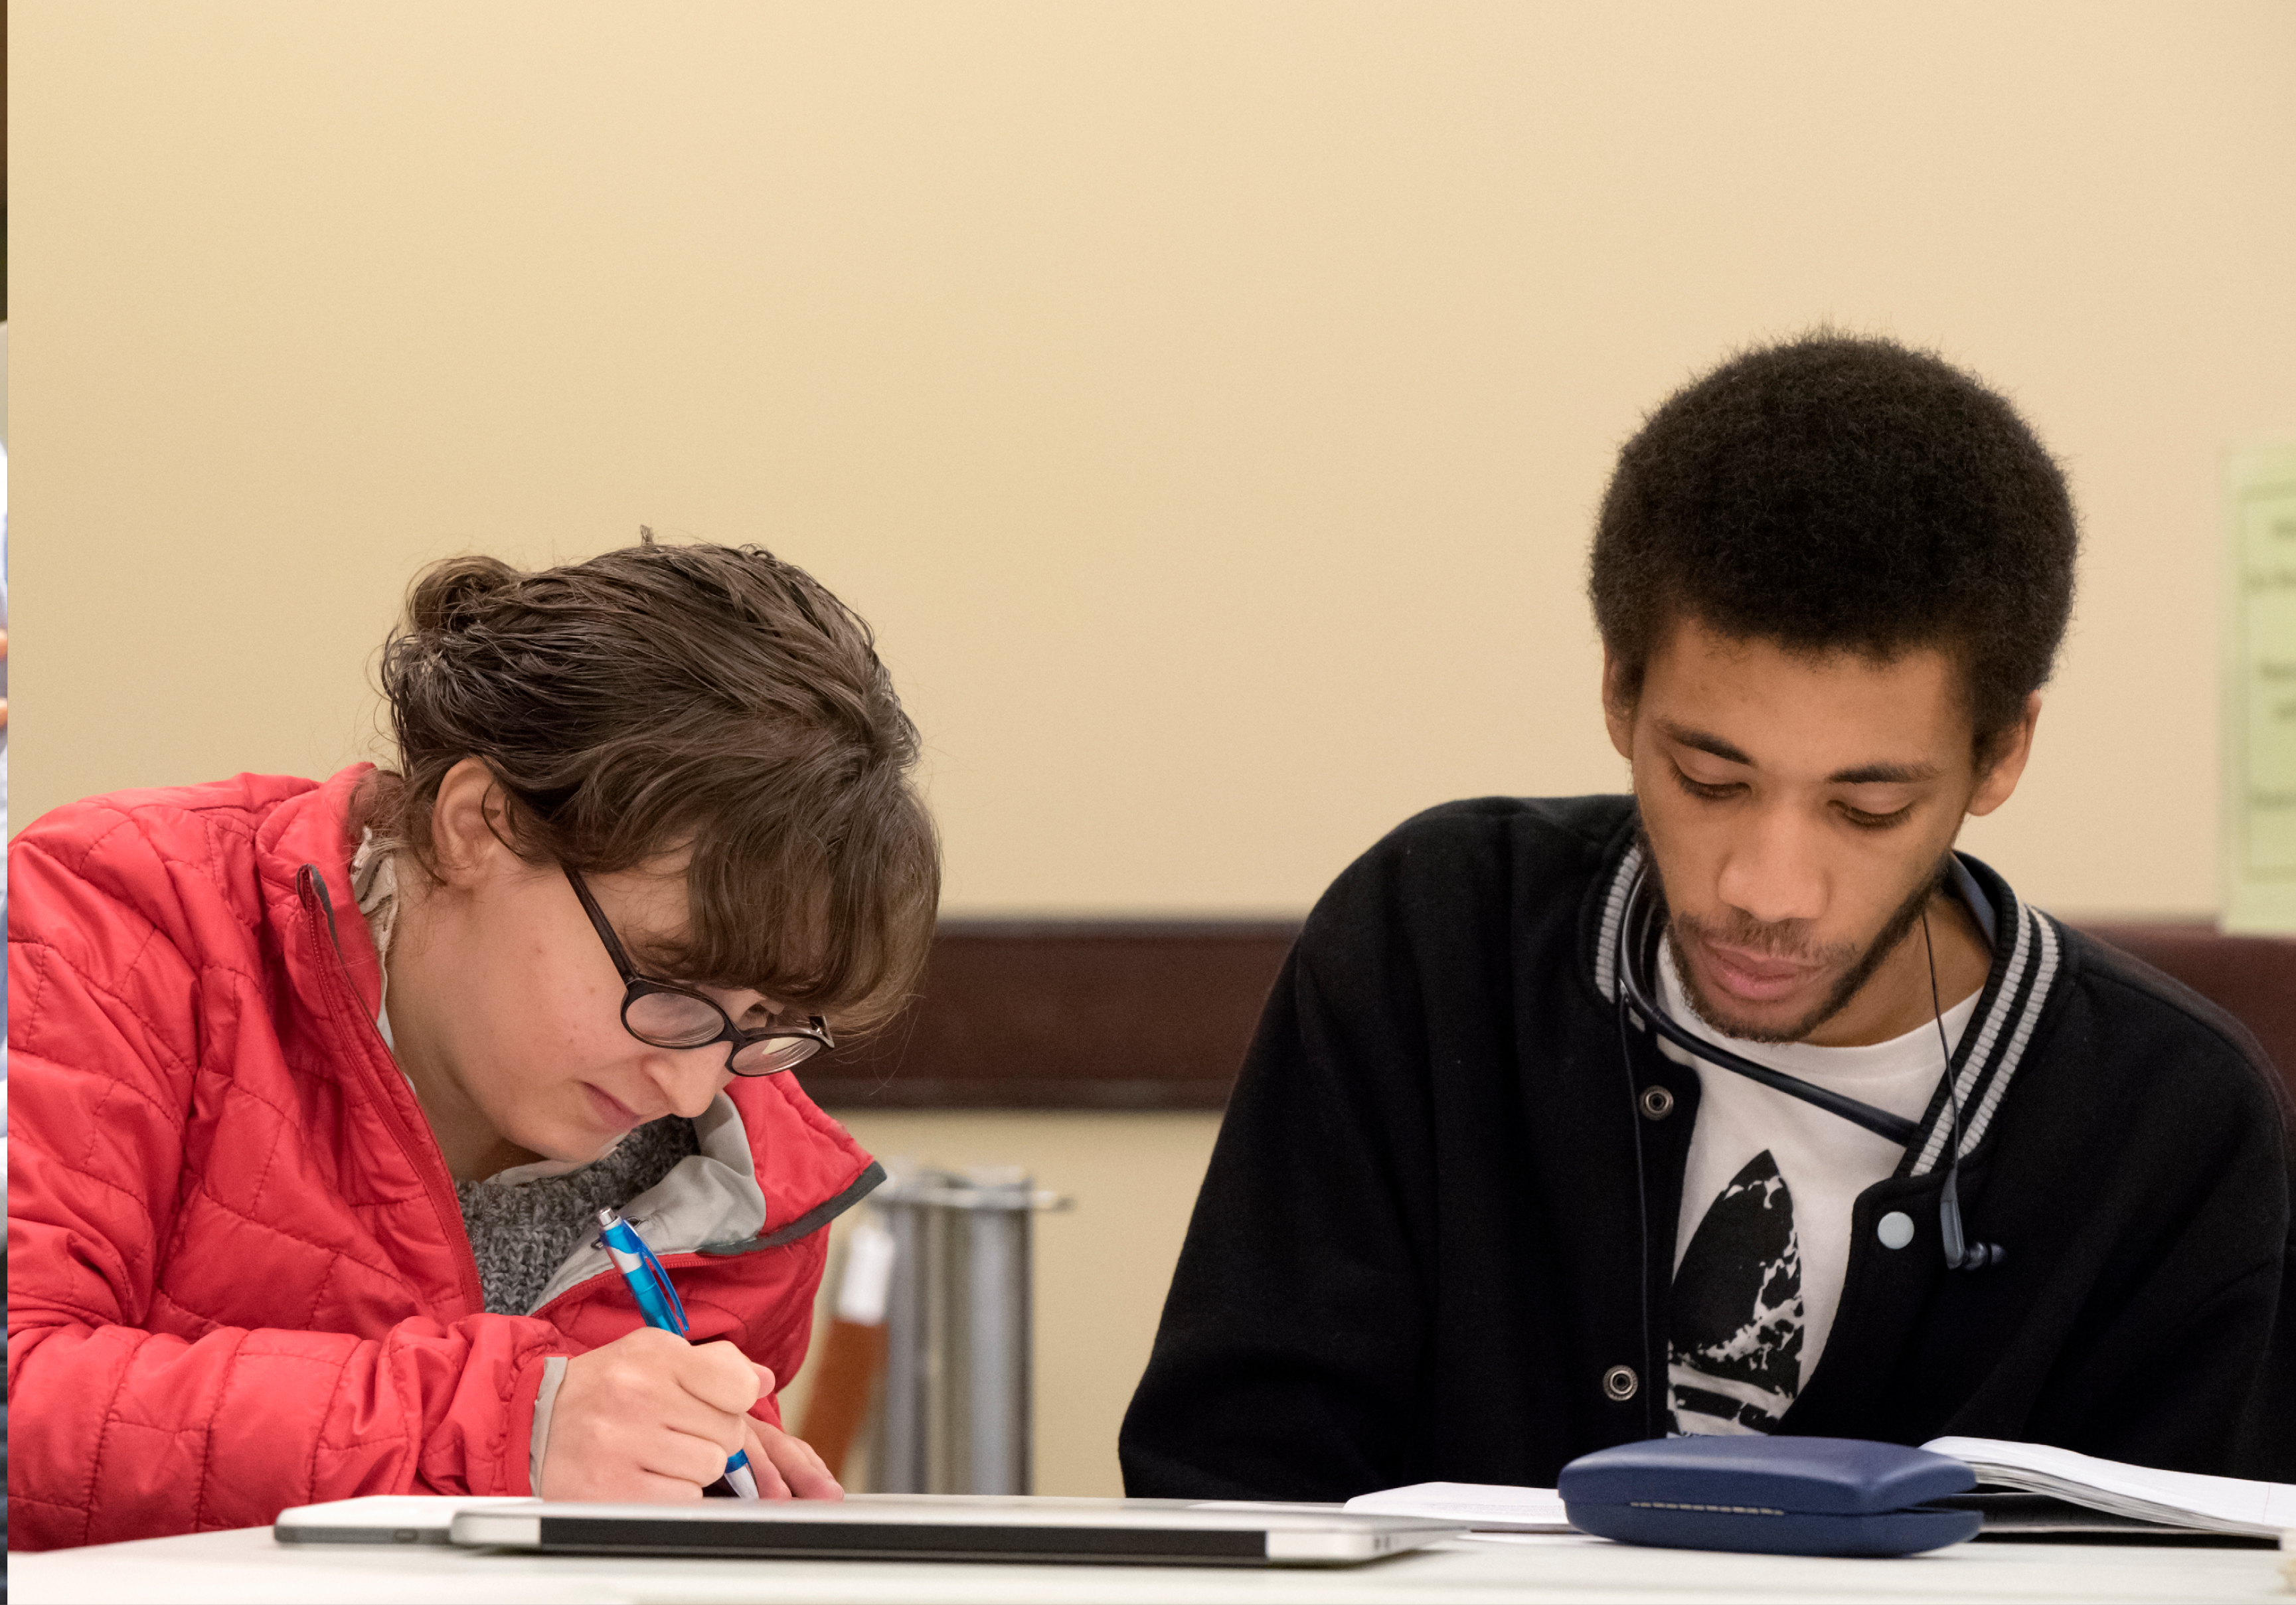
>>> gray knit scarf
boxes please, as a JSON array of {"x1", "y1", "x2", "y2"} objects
[{"x1": 456, "y1": 1116, "x2": 699, "y2": 1315}]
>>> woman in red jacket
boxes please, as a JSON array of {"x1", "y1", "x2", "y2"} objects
[{"x1": 7, "y1": 539, "x2": 939, "y2": 1548}]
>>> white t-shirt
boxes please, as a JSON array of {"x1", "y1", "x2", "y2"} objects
[{"x1": 1657, "y1": 944, "x2": 1980, "y2": 1435}]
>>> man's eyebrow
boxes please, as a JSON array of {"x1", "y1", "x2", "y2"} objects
[
  {"x1": 1826, "y1": 760, "x2": 1941, "y2": 786},
  {"x1": 1657, "y1": 720, "x2": 1754, "y2": 768}
]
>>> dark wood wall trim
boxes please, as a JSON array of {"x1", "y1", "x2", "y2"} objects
[
  {"x1": 2077, "y1": 923, "x2": 2296, "y2": 1096},
  {"x1": 803, "y1": 918, "x2": 2296, "y2": 1112},
  {"x1": 805, "y1": 922, "x2": 1301, "y2": 1110}
]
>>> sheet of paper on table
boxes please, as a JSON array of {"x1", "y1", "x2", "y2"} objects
[
  {"x1": 1923, "y1": 1437, "x2": 2296, "y2": 1540},
  {"x1": 1342, "y1": 1481, "x2": 1573, "y2": 1532}
]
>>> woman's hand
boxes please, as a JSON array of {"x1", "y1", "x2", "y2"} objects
[
  {"x1": 538, "y1": 1327, "x2": 766, "y2": 1501},
  {"x1": 740, "y1": 1416, "x2": 845, "y2": 1501}
]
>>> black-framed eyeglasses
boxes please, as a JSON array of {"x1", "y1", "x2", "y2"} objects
[{"x1": 564, "y1": 866, "x2": 833, "y2": 1076}]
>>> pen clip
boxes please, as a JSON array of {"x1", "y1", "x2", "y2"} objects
[{"x1": 627, "y1": 1225, "x2": 691, "y2": 1336}]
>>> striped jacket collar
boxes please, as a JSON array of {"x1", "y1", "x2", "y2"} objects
[{"x1": 1589, "y1": 837, "x2": 2064, "y2": 1179}]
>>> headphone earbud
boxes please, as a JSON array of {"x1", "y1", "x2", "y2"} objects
[
  {"x1": 1949, "y1": 1238, "x2": 2005, "y2": 1272},
  {"x1": 1938, "y1": 1167, "x2": 2003, "y2": 1272}
]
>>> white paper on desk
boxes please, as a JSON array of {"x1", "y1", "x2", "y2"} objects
[
  {"x1": 1343, "y1": 1481, "x2": 1572, "y2": 1532},
  {"x1": 1922, "y1": 1436, "x2": 2296, "y2": 1539}
]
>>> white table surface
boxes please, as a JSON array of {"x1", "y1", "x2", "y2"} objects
[{"x1": 11, "y1": 1523, "x2": 2290, "y2": 1605}]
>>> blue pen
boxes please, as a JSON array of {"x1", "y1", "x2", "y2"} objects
[{"x1": 595, "y1": 1207, "x2": 762, "y2": 1499}]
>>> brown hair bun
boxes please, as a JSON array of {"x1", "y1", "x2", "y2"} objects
[{"x1": 404, "y1": 554, "x2": 523, "y2": 636}]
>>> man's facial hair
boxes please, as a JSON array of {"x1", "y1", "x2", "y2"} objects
[{"x1": 1647, "y1": 833, "x2": 1955, "y2": 1045}]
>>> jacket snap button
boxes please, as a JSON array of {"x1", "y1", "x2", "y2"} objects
[
  {"x1": 1601, "y1": 1364, "x2": 1640, "y2": 1402},
  {"x1": 1877, "y1": 1211, "x2": 1916, "y2": 1250},
  {"x1": 1638, "y1": 1086, "x2": 1676, "y2": 1121}
]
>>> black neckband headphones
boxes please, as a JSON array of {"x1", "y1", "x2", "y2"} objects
[
  {"x1": 1611, "y1": 861, "x2": 2001, "y2": 1436},
  {"x1": 1611, "y1": 858, "x2": 2002, "y2": 1264}
]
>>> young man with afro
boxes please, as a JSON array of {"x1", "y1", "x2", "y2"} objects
[{"x1": 1120, "y1": 333, "x2": 2295, "y2": 1497}]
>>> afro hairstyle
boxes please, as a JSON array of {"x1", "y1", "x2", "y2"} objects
[{"x1": 1588, "y1": 333, "x2": 2078, "y2": 754}]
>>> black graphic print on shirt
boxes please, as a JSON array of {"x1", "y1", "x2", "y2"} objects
[{"x1": 1669, "y1": 1150, "x2": 1805, "y2": 1434}]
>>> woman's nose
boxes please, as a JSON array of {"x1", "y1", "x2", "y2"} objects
[{"x1": 645, "y1": 1048, "x2": 729, "y2": 1120}]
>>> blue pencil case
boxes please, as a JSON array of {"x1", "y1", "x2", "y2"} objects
[{"x1": 1558, "y1": 1436, "x2": 1980, "y2": 1557}]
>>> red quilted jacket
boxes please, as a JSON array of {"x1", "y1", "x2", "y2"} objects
[{"x1": 5, "y1": 767, "x2": 883, "y2": 1549}]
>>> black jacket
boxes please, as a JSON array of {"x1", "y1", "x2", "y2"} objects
[{"x1": 1119, "y1": 796, "x2": 2296, "y2": 1497}]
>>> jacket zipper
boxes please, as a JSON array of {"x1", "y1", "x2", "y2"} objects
[
  {"x1": 296, "y1": 863, "x2": 488, "y2": 1316},
  {"x1": 529, "y1": 1248, "x2": 720, "y2": 1331}
]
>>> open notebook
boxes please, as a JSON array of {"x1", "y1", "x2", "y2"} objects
[
  {"x1": 1342, "y1": 1442, "x2": 2296, "y2": 1543},
  {"x1": 1922, "y1": 1438, "x2": 2296, "y2": 1541}
]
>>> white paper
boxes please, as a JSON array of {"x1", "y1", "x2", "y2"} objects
[
  {"x1": 1922, "y1": 1436, "x2": 2296, "y2": 1538},
  {"x1": 2226, "y1": 442, "x2": 2296, "y2": 932},
  {"x1": 1343, "y1": 1480, "x2": 1573, "y2": 1532}
]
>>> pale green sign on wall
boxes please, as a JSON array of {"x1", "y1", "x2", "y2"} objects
[{"x1": 2227, "y1": 445, "x2": 2296, "y2": 933}]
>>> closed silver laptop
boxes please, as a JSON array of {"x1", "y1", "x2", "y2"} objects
[{"x1": 451, "y1": 1495, "x2": 1459, "y2": 1567}]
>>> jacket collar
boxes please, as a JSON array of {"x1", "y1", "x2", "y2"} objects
[
  {"x1": 1898, "y1": 851, "x2": 2062, "y2": 1179},
  {"x1": 256, "y1": 763, "x2": 386, "y2": 1016},
  {"x1": 1588, "y1": 830, "x2": 2064, "y2": 1178}
]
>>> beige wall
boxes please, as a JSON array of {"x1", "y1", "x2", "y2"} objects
[
  {"x1": 15, "y1": 1, "x2": 2296, "y2": 917},
  {"x1": 12, "y1": 1, "x2": 2296, "y2": 1494}
]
